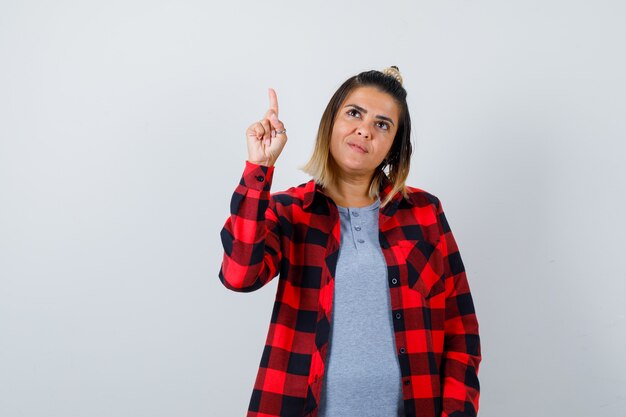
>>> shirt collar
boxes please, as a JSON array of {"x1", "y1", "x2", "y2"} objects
[{"x1": 302, "y1": 174, "x2": 410, "y2": 211}]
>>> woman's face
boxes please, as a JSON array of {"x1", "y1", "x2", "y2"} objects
[{"x1": 329, "y1": 86, "x2": 400, "y2": 180}]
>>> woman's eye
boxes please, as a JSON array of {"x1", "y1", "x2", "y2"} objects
[
  {"x1": 347, "y1": 109, "x2": 360, "y2": 118},
  {"x1": 377, "y1": 121, "x2": 389, "y2": 130}
]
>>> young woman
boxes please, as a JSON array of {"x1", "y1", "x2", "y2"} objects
[{"x1": 219, "y1": 67, "x2": 481, "y2": 417}]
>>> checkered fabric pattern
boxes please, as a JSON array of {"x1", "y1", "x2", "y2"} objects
[{"x1": 219, "y1": 161, "x2": 481, "y2": 417}]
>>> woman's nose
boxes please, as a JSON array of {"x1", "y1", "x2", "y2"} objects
[{"x1": 356, "y1": 123, "x2": 371, "y2": 139}]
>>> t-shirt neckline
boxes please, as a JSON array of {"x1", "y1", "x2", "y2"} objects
[{"x1": 336, "y1": 198, "x2": 381, "y2": 213}]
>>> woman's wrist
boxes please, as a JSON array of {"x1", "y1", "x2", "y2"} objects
[{"x1": 246, "y1": 159, "x2": 274, "y2": 167}]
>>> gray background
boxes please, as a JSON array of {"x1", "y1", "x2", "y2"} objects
[{"x1": 1, "y1": 1, "x2": 625, "y2": 416}]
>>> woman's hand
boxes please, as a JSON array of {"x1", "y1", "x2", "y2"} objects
[{"x1": 246, "y1": 88, "x2": 288, "y2": 167}]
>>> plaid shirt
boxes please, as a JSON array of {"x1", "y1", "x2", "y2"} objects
[{"x1": 219, "y1": 161, "x2": 481, "y2": 417}]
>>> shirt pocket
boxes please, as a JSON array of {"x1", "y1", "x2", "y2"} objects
[{"x1": 398, "y1": 239, "x2": 445, "y2": 299}]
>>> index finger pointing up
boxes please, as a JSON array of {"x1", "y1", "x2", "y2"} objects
[{"x1": 268, "y1": 88, "x2": 279, "y2": 116}]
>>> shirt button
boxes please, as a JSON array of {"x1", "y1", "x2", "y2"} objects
[
  {"x1": 404, "y1": 379, "x2": 411, "y2": 385},
  {"x1": 399, "y1": 348, "x2": 406, "y2": 354},
  {"x1": 395, "y1": 313, "x2": 402, "y2": 319},
  {"x1": 354, "y1": 226, "x2": 361, "y2": 231},
  {"x1": 391, "y1": 278, "x2": 398, "y2": 285},
  {"x1": 357, "y1": 238, "x2": 365, "y2": 244},
  {"x1": 352, "y1": 211, "x2": 359, "y2": 217},
  {"x1": 255, "y1": 175, "x2": 264, "y2": 182}
]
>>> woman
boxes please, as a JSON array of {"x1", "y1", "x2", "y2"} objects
[{"x1": 219, "y1": 67, "x2": 481, "y2": 417}]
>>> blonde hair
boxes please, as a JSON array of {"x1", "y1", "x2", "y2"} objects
[{"x1": 301, "y1": 66, "x2": 412, "y2": 207}]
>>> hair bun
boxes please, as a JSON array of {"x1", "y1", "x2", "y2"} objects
[{"x1": 382, "y1": 65, "x2": 403, "y2": 86}]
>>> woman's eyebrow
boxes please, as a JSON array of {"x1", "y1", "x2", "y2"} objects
[{"x1": 344, "y1": 104, "x2": 395, "y2": 126}]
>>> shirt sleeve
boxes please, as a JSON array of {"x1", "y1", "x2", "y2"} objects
[
  {"x1": 218, "y1": 161, "x2": 282, "y2": 292},
  {"x1": 436, "y1": 198, "x2": 481, "y2": 417}
]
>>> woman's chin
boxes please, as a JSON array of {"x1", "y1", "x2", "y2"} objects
[{"x1": 335, "y1": 158, "x2": 376, "y2": 177}]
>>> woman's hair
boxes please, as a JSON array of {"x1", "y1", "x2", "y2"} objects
[{"x1": 301, "y1": 66, "x2": 412, "y2": 207}]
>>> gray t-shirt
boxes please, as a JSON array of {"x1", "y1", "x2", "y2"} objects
[{"x1": 317, "y1": 198, "x2": 404, "y2": 416}]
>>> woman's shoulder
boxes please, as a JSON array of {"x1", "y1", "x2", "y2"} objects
[
  {"x1": 270, "y1": 179, "x2": 315, "y2": 207},
  {"x1": 403, "y1": 184, "x2": 442, "y2": 209}
]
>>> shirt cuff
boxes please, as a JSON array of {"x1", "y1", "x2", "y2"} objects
[{"x1": 241, "y1": 160, "x2": 275, "y2": 192}]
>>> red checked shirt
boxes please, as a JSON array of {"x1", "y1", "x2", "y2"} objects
[{"x1": 219, "y1": 161, "x2": 481, "y2": 417}]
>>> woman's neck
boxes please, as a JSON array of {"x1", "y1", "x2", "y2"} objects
[{"x1": 323, "y1": 175, "x2": 376, "y2": 208}]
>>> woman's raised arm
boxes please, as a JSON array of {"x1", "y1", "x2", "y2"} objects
[{"x1": 218, "y1": 89, "x2": 288, "y2": 291}]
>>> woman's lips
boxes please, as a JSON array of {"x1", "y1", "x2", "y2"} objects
[{"x1": 348, "y1": 142, "x2": 368, "y2": 153}]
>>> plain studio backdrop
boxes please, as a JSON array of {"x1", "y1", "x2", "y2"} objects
[{"x1": 1, "y1": 0, "x2": 625, "y2": 416}]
